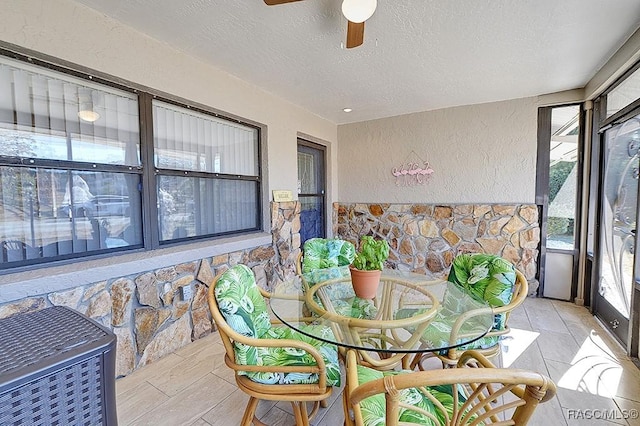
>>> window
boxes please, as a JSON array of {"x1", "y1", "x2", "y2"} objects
[
  {"x1": 606, "y1": 65, "x2": 640, "y2": 118},
  {"x1": 0, "y1": 53, "x2": 262, "y2": 269},
  {"x1": 152, "y1": 101, "x2": 260, "y2": 242},
  {"x1": 546, "y1": 105, "x2": 580, "y2": 249},
  {"x1": 0, "y1": 57, "x2": 142, "y2": 267}
]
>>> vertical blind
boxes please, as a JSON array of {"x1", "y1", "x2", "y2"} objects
[{"x1": 153, "y1": 102, "x2": 257, "y2": 175}]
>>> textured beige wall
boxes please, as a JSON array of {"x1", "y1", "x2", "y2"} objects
[
  {"x1": 0, "y1": 0, "x2": 337, "y2": 199},
  {"x1": 337, "y1": 97, "x2": 539, "y2": 204}
]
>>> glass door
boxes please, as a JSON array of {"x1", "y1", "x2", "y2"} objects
[
  {"x1": 297, "y1": 140, "x2": 326, "y2": 244},
  {"x1": 595, "y1": 114, "x2": 640, "y2": 345}
]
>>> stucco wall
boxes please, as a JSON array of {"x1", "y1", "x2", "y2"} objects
[{"x1": 337, "y1": 97, "x2": 538, "y2": 204}]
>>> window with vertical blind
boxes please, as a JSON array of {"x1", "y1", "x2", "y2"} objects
[
  {"x1": 0, "y1": 52, "x2": 262, "y2": 269},
  {"x1": 152, "y1": 101, "x2": 260, "y2": 242}
]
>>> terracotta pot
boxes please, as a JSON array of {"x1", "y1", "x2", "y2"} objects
[{"x1": 349, "y1": 266, "x2": 382, "y2": 299}]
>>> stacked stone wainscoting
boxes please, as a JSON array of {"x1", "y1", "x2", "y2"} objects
[
  {"x1": 271, "y1": 201, "x2": 303, "y2": 283},
  {"x1": 334, "y1": 203, "x2": 540, "y2": 293},
  {"x1": 0, "y1": 202, "x2": 303, "y2": 378}
]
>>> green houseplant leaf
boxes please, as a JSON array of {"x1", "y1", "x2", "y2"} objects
[{"x1": 352, "y1": 235, "x2": 390, "y2": 271}]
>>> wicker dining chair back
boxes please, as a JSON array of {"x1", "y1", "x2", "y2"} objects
[{"x1": 345, "y1": 349, "x2": 556, "y2": 426}]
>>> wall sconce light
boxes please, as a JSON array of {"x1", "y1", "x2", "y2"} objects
[
  {"x1": 341, "y1": 0, "x2": 377, "y2": 23},
  {"x1": 77, "y1": 89, "x2": 100, "y2": 122}
]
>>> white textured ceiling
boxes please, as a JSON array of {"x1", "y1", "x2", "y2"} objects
[{"x1": 71, "y1": 0, "x2": 640, "y2": 124}]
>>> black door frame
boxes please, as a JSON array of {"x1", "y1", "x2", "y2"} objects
[
  {"x1": 297, "y1": 139, "x2": 327, "y2": 241},
  {"x1": 590, "y1": 60, "x2": 640, "y2": 357}
]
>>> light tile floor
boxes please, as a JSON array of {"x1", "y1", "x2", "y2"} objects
[{"x1": 116, "y1": 297, "x2": 640, "y2": 425}]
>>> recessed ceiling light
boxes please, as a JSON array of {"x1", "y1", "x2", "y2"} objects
[{"x1": 343, "y1": 108, "x2": 353, "y2": 113}]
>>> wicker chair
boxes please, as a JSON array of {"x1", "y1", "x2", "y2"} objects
[
  {"x1": 411, "y1": 254, "x2": 529, "y2": 369},
  {"x1": 206, "y1": 264, "x2": 341, "y2": 426},
  {"x1": 345, "y1": 349, "x2": 556, "y2": 426}
]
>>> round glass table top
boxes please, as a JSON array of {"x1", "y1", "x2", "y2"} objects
[{"x1": 270, "y1": 269, "x2": 494, "y2": 354}]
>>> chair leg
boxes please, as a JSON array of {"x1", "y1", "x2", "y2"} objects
[
  {"x1": 291, "y1": 401, "x2": 310, "y2": 426},
  {"x1": 402, "y1": 353, "x2": 414, "y2": 370},
  {"x1": 409, "y1": 352, "x2": 423, "y2": 370},
  {"x1": 342, "y1": 388, "x2": 355, "y2": 426},
  {"x1": 321, "y1": 398, "x2": 329, "y2": 408},
  {"x1": 241, "y1": 396, "x2": 260, "y2": 426}
]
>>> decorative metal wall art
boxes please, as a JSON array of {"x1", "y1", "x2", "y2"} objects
[{"x1": 392, "y1": 151, "x2": 434, "y2": 186}]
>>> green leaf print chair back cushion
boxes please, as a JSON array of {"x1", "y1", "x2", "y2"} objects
[
  {"x1": 448, "y1": 253, "x2": 517, "y2": 340},
  {"x1": 301, "y1": 237, "x2": 356, "y2": 284},
  {"x1": 214, "y1": 264, "x2": 341, "y2": 387}
]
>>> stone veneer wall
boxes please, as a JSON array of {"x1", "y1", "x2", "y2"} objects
[
  {"x1": 0, "y1": 202, "x2": 301, "y2": 378},
  {"x1": 334, "y1": 203, "x2": 540, "y2": 292},
  {"x1": 0, "y1": 201, "x2": 539, "y2": 378}
]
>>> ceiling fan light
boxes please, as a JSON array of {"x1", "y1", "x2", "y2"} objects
[
  {"x1": 77, "y1": 88, "x2": 100, "y2": 122},
  {"x1": 341, "y1": 0, "x2": 377, "y2": 23},
  {"x1": 78, "y1": 108, "x2": 100, "y2": 122}
]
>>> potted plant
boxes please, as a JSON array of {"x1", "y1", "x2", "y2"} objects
[{"x1": 349, "y1": 236, "x2": 390, "y2": 299}]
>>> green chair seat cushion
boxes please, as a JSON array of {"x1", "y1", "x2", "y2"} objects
[
  {"x1": 327, "y1": 296, "x2": 377, "y2": 320},
  {"x1": 301, "y1": 264, "x2": 353, "y2": 288},
  {"x1": 301, "y1": 238, "x2": 356, "y2": 275},
  {"x1": 355, "y1": 364, "x2": 475, "y2": 426},
  {"x1": 234, "y1": 324, "x2": 341, "y2": 386},
  {"x1": 419, "y1": 311, "x2": 500, "y2": 355}
]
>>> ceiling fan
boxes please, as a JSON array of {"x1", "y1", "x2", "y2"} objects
[{"x1": 264, "y1": 0, "x2": 377, "y2": 48}]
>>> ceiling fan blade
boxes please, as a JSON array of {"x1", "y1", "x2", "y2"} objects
[
  {"x1": 264, "y1": 0, "x2": 305, "y2": 5},
  {"x1": 346, "y1": 21, "x2": 365, "y2": 49}
]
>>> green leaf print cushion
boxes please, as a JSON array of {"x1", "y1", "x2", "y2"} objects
[
  {"x1": 355, "y1": 364, "x2": 472, "y2": 426},
  {"x1": 215, "y1": 264, "x2": 271, "y2": 339},
  {"x1": 301, "y1": 238, "x2": 374, "y2": 319},
  {"x1": 447, "y1": 253, "x2": 516, "y2": 307},
  {"x1": 215, "y1": 264, "x2": 341, "y2": 387},
  {"x1": 448, "y1": 253, "x2": 517, "y2": 334},
  {"x1": 301, "y1": 238, "x2": 356, "y2": 276}
]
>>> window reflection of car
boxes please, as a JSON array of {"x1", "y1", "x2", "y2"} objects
[
  {"x1": 93, "y1": 195, "x2": 130, "y2": 216},
  {"x1": 59, "y1": 195, "x2": 130, "y2": 218}
]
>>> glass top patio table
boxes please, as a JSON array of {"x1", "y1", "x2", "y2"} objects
[{"x1": 270, "y1": 269, "x2": 494, "y2": 356}]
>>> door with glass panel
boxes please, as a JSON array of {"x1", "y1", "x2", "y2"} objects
[
  {"x1": 297, "y1": 140, "x2": 326, "y2": 244},
  {"x1": 596, "y1": 115, "x2": 640, "y2": 345}
]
